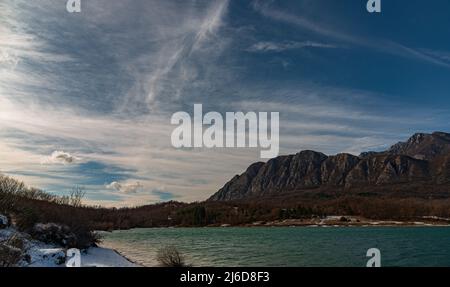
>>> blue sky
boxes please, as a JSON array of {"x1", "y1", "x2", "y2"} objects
[{"x1": 1, "y1": 0, "x2": 450, "y2": 206}]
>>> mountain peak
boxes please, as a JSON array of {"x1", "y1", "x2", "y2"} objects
[
  {"x1": 388, "y1": 131, "x2": 450, "y2": 160},
  {"x1": 209, "y1": 132, "x2": 450, "y2": 201}
]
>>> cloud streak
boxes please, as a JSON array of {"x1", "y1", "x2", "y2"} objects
[
  {"x1": 247, "y1": 41, "x2": 339, "y2": 53},
  {"x1": 251, "y1": 0, "x2": 450, "y2": 69},
  {"x1": 1, "y1": 0, "x2": 449, "y2": 207}
]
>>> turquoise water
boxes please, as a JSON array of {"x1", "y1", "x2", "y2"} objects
[{"x1": 100, "y1": 227, "x2": 450, "y2": 267}]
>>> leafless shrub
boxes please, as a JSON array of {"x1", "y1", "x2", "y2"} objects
[
  {"x1": 157, "y1": 245, "x2": 189, "y2": 267},
  {"x1": 6, "y1": 233, "x2": 26, "y2": 250},
  {"x1": 0, "y1": 242, "x2": 23, "y2": 267}
]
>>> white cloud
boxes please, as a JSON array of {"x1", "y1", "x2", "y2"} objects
[
  {"x1": 106, "y1": 181, "x2": 144, "y2": 194},
  {"x1": 43, "y1": 151, "x2": 81, "y2": 165},
  {"x1": 0, "y1": 48, "x2": 19, "y2": 67},
  {"x1": 1, "y1": 0, "x2": 449, "y2": 208}
]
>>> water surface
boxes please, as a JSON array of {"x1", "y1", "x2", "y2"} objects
[{"x1": 100, "y1": 227, "x2": 450, "y2": 267}]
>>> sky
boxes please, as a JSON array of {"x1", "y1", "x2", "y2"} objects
[{"x1": 1, "y1": 0, "x2": 450, "y2": 207}]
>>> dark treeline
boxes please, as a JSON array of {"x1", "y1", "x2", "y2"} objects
[{"x1": 2, "y1": 174, "x2": 450, "y2": 248}]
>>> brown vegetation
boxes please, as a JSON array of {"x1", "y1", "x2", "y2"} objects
[
  {"x1": 2, "y1": 174, "x2": 450, "y2": 241},
  {"x1": 0, "y1": 234, "x2": 26, "y2": 267},
  {"x1": 0, "y1": 243, "x2": 23, "y2": 267}
]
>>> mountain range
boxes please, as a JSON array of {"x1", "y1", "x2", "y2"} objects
[{"x1": 209, "y1": 132, "x2": 450, "y2": 201}]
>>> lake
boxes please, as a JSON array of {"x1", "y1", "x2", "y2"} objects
[{"x1": 100, "y1": 227, "x2": 450, "y2": 267}]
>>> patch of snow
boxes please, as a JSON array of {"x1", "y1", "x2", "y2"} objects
[
  {"x1": 423, "y1": 216, "x2": 450, "y2": 222},
  {"x1": 0, "y1": 227, "x2": 15, "y2": 239},
  {"x1": 28, "y1": 245, "x2": 66, "y2": 267},
  {"x1": 80, "y1": 247, "x2": 139, "y2": 267},
  {"x1": 1, "y1": 225, "x2": 139, "y2": 267},
  {"x1": 0, "y1": 214, "x2": 8, "y2": 227}
]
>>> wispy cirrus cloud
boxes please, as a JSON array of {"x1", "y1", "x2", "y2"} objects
[
  {"x1": 251, "y1": 0, "x2": 450, "y2": 69},
  {"x1": 116, "y1": 0, "x2": 232, "y2": 110},
  {"x1": 419, "y1": 49, "x2": 450, "y2": 62},
  {"x1": 1, "y1": 0, "x2": 449, "y2": 207},
  {"x1": 247, "y1": 41, "x2": 339, "y2": 53}
]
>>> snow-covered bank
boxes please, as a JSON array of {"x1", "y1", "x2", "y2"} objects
[
  {"x1": 79, "y1": 247, "x2": 139, "y2": 267},
  {"x1": 27, "y1": 245, "x2": 140, "y2": 267},
  {"x1": 0, "y1": 226, "x2": 139, "y2": 267}
]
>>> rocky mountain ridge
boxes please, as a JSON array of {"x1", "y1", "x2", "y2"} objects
[{"x1": 209, "y1": 132, "x2": 450, "y2": 201}]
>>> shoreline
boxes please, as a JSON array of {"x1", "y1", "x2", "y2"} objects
[
  {"x1": 234, "y1": 216, "x2": 450, "y2": 228},
  {"x1": 0, "y1": 226, "x2": 141, "y2": 267},
  {"x1": 101, "y1": 216, "x2": 450, "y2": 231},
  {"x1": 108, "y1": 247, "x2": 144, "y2": 267},
  {"x1": 97, "y1": 241, "x2": 157, "y2": 267},
  {"x1": 76, "y1": 246, "x2": 140, "y2": 267}
]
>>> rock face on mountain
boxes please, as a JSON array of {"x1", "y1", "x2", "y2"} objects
[
  {"x1": 387, "y1": 132, "x2": 450, "y2": 160},
  {"x1": 321, "y1": 153, "x2": 360, "y2": 186},
  {"x1": 344, "y1": 155, "x2": 430, "y2": 187},
  {"x1": 209, "y1": 132, "x2": 450, "y2": 201},
  {"x1": 358, "y1": 132, "x2": 450, "y2": 160}
]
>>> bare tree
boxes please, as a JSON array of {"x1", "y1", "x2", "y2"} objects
[
  {"x1": 69, "y1": 186, "x2": 86, "y2": 208},
  {"x1": 0, "y1": 175, "x2": 25, "y2": 213}
]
